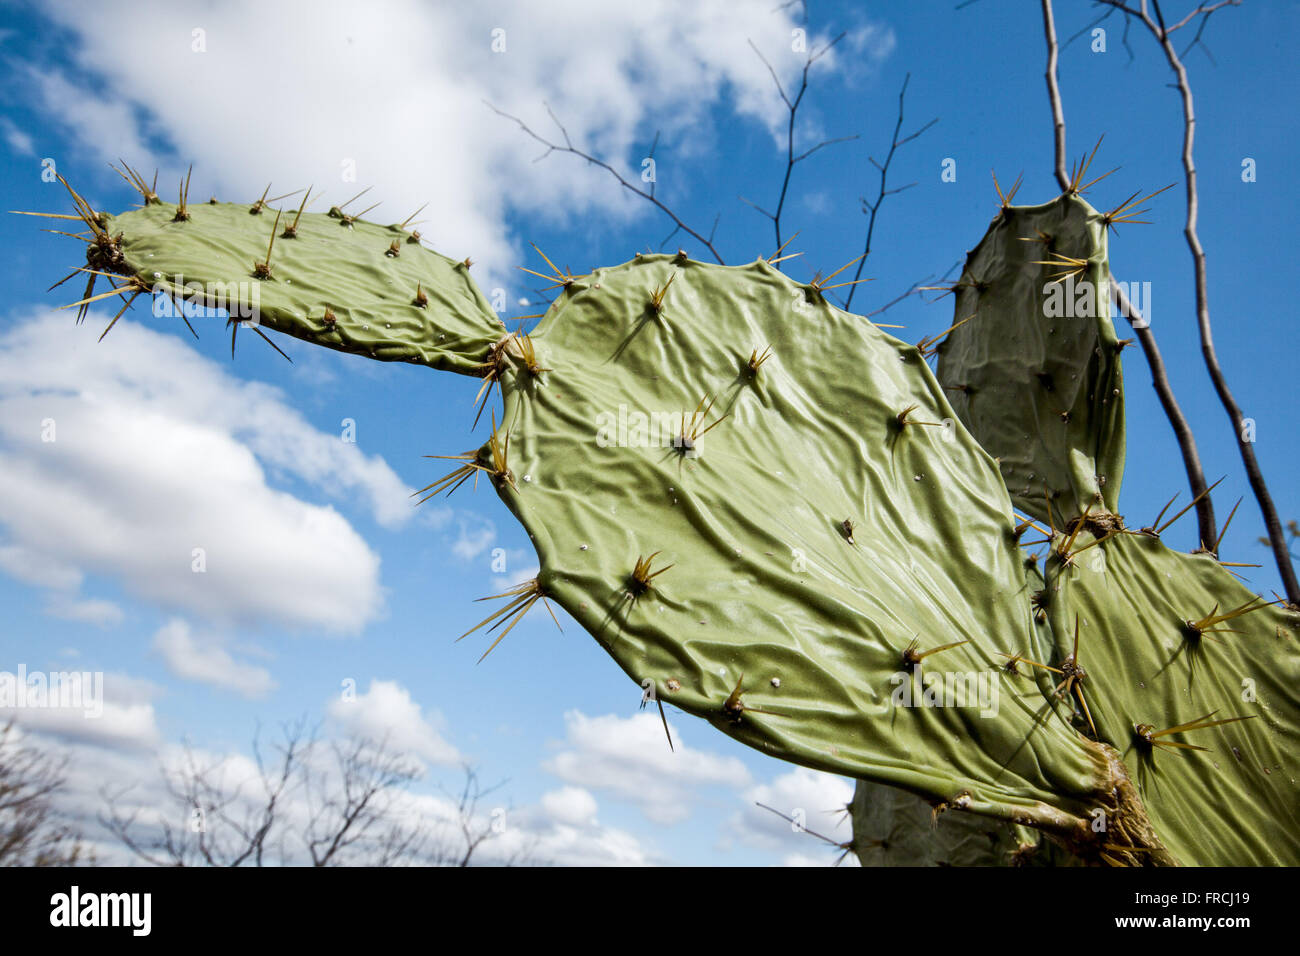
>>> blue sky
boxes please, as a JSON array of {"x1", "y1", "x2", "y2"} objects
[{"x1": 0, "y1": 0, "x2": 1295, "y2": 865}]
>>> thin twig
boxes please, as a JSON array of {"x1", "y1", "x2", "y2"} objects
[
  {"x1": 1041, "y1": 0, "x2": 1217, "y2": 552},
  {"x1": 742, "y1": 32, "x2": 858, "y2": 263},
  {"x1": 867, "y1": 259, "x2": 961, "y2": 320},
  {"x1": 1066, "y1": 3, "x2": 1135, "y2": 61},
  {"x1": 484, "y1": 101, "x2": 725, "y2": 264},
  {"x1": 1093, "y1": 0, "x2": 1294, "y2": 602},
  {"x1": 846, "y1": 73, "x2": 937, "y2": 310}
]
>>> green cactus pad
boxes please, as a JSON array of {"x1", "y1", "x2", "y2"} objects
[
  {"x1": 94, "y1": 198, "x2": 502, "y2": 374},
  {"x1": 1039, "y1": 529, "x2": 1300, "y2": 865},
  {"x1": 935, "y1": 193, "x2": 1125, "y2": 526},
  {"x1": 482, "y1": 252, "x2": 1147, "y2": 851}
]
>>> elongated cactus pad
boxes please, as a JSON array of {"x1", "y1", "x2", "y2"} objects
[
  {"x1": 63, "y1": 184, "x2": 502, "y2": 374},
  {"x1": 936, "y1": 193, "x2": 1125, "y2": 525}
]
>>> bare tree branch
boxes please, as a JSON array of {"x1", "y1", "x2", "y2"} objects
[
  {"x1": 102, "y1": 722, "x2": 313, "y2": 867},
  {"x1": 742, "y1": 32, "x2": 859, "y2": 262},
  {"x1": 1043, "y1": 1, "x2": 1070, "y2": 188},
  {"x1": 0, "y1": 721, "x2": 92, "y2": 866},
  {"x1": 866, "y1": 260, "x2": 961, "y2": 320},
  {"x1": 845, "y1": 73, "x2": 937, "y2": 311},
  {"x1": 1065, "y1": 4, "x2": 1135, "y2": 61},
  {"x1": 305, "y1": 735, "x2": 425, "y2": 866},
  {"x1": 1042, "y1": 0, "x2": 1217, "y2": 548},
  {"x1": 436, "y1": 765, "x2": 513, "y2": 867},
  {"x1": 483, "y1": 101, "x2": 726, "y2": 264},
  {"x1": 1162, "y1": 0, "x2": 1239, "y2": 34},
  {"x1": 101, "y1": 723, "x2": 488, "y2": 866},
  {"x1": 1091, "y1": 0, "x2": 1296, "y2": 602},
  {"x1": 774, "y1": 0, "x2": 808, "y2": 24}
]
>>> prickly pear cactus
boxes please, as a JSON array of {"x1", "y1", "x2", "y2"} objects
[
  {"x1": 26, "y1": 171, "x2": 1299, "y2": 866},
  {"x1": 935, "y1": 192, "x2": 1125, "y2": 526}
]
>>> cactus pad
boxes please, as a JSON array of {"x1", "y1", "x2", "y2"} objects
[
  {"x1": 77, "y1": 191, "x2": 502, "y2": 374},
  {"x1": 936, "y1": 193, "x2": 1125, "y2": 525}
]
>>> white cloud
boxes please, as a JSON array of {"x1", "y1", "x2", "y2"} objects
[
  {"x1": 419, "y1": 504, "x2": 455, "y2": 531},
  {"x1": 540, "y1": 785, "x2": 599, "y2": 827},
  {"x1": 24, "y1": 0, "x2": 889, "y2": 291},
  {"x1": 845, "y1": 21, "x2": 897, "y2": 66},
  {"x1": 151, "y1": 618, "x2": 276, "y2": 698},
  {"x1": 326, "y1": 679, "x2": 460, "y2": 767},
  {"x1": 451, "y1": 516, "x2": 497, "y2": 563},
  {"x1": 544, "y1": 710, "x2": 751, "y2": 824},
  {"x1": 1, "y1": 669, "x2": 161, "y2": 750},
  {"x1": 728, "y1": 766, "x2": 857, "y2": 865},
  {"x1": 455, "y1": 788, "x2": 656, "y2": 866},
  {"x1": 0, "y1": 543, "x2": 82, "y2": 591},
  {"x1": 1, "y1": 117, "x2": 35, "y2": 156},
  {"x1": 502, "y1": 816, "x2": 655, "y2": 866},
  {"x1": 22, "y1": 66, "x2": 152, "y2": 166},
  {"x1": 782, "y1": 851, "x2": 851, "y2": 867},
  {"x1": 502, "y1": 562, "x2": 541, "y2": 589},
  {"x1": 0, "y1": 313, "x2": 404, "y2": 634},
  {"x1": 45, "y1": 597, "x2": 124, "y2": 628}
]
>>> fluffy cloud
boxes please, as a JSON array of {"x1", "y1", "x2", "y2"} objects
[
  {"x1": 45, "y1": 597, "x2": 125, "y2": 628},
  {"x1": 0, "y1": 669, "x2": 161, "y2": 750},
  {"x1": 151, "y1": 618, "x2": 276, "y2": 698},
  {"x1": 544, "y1": 710, "x2": 751, "y2": 824},
  {"x1": 326, "y1": 678, "x2": 460, "y2": 767},
  {"x1": 0, "y1": 313, "x2": 403, "y2": 634},
  {"x1": 540, "y1": 785, "x2": 599, "y2": 827},
  {"x1": 728, "y1": 766, "x2": 857, "y2": 866},
  {"x1": 0, "y1": 117, "x2": 35, "y2": 156},
  {"x1": 0, "y1": 543, "x2": 82, "y2": 591},
  {"x1": 23, "y1": 0, "x2": 888, "y2": 290},
  {"x1": 500, "y1": 815, "x2": 655, "y2": 867},
  {"x1": 451, "y1": 516, "x2": 497, "y2": 563}
]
